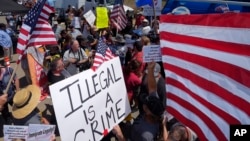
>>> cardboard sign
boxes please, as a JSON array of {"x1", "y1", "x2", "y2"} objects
[
  {"x1": 96, "y1": 7, "x2": 109, "y2": 29},
  {"x1": 83, "y1": 10, "x2": 96, "y2": 26},
  {"x1": 49, "y1": 57, "x2": 131, "y2": 141},
  {"x1": 143, "y1": 45, "x2": 162, "y2": 62},
  {"x1": 28, "y1": 124, "x2": 55, "y2": 141},
  {"x1": 143, "y1": 0, "x2": 162, "y2": 16},
  {"x1": 4, "y1": 125, "x2": 28, "y2": 141}
]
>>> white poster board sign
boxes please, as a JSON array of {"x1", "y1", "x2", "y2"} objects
[
  {"x1": 83, "y1": 10, "x2": 96, "y2": 26},
  {"x1": 143, "y1": 0, "x2": 162, "y2": 16},
  {"x1": 4, "y1": 125, "x2": 28, "y2": 141},
  {"x1": 143, "y1": 45, "x2": 162, "y2": 62},
  {"x1": 28, "y1": 124, "x2": 55, "y2": 141},
  {"x1": 49, "y1": 57, "x2": 131, "y2": 141}
]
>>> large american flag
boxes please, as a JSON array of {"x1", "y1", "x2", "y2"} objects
[
  {"x1": 160, "y1": 13, "x2": 250, "y2": 141},
  {"x1": 92, "y1": 37, "x2": 114, "y2": 71},
  {"x1": 110, "y1": 0, "x2": 127, "y2": 31},
  {"x1": 16, "y1": 0, "x2": 57, "y2": 63}
]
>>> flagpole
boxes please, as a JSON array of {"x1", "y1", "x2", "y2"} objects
[
  {"x1": 151, "y1": 0, "x2": 157, "y2": 33},
  {"x1": 152, "y1": 0, "x2": 156, "y2": 21},
  {"x1": 4, "y1": 64, "x2": 19, "y2": 94}
]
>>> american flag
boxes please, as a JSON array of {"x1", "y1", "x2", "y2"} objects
[
  {"x1": 110, "y1": 0, "x2": 127, "y2": 31},
  {"x1": 160, "y1": 13, "x2": 250, "y2": 141},
  {"x1": 16, "y1": 0, "x2": 57, "y2": 63},
  {"x1": 92, "y1": 37, "x2": 115, "y2": 71}
]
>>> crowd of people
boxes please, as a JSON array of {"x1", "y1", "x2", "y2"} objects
[{"x1": 0, "y1": 4, "x2": 200, "y2": 141}]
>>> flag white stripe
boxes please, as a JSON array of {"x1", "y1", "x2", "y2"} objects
[
  {"x1": 35, "y1": 23, "x2": 53, "y2": 28},
  {"x1": 32, "y1": 31, "x2": 55, "y2": 35},
  {"x1": 160, "y1": 23, "x2": 250, "y2": 45},
  {"x1": 18, "y1": 32, "x2": 29, "y2": 40},
  {"x1": 28, "y1": 38, "x2": 56, "y2": 42},
  {"x1": 161, "y1": 40, "x2": 250, "y2": 70},
  {"x1": 163, "y1": 55, "x2": 250, "y2": 99},
  {"x1": 165, "y1": 70, "x2": 250, "y2": 123},
  {"x1": 17, "y1": 43, "x2": 26, "y2": 50},
  {"x1": 167, "y1": 99, "x2": 218, "y2": 141},
  {"x1": 168, "y1": 84, "x2": 229, "y2": 138}
]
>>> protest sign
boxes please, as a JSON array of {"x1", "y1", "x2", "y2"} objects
[
  {"x1": 96, "y1": 7, "x2": 109, "y2": 29},
  {"x1": 143, "y1": 45, "x2": 162, "y2": 62},
  {"x1": 143, "y1": 0, "x2": 162, "y2": 16},
  {"x1": 28, "y1": 124, "x2": 55, "y2": 141},
  {"x1": 4, "y1": 125, "x2": 28, "y2": 141},
  {"x1": 49, "y1": 57, "x2": 131, "y2": 141},
  {"x1": 83, "y1": 10, "x2": 96, "y2": 26}
]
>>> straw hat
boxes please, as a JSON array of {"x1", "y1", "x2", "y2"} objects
[{"x1": 12, "y1": 85, "x2": 41, "y2": 119}]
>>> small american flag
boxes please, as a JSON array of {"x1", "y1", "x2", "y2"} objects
[
  {"x1": 110, "y1": 0, "x2": 127, "y2": 31},
  {"x1": 160, "y1": 13, "x2": 250, "y2": 140},
  {"x1": 92, "y1": 37, "x2": 114, "y2": 71},
  {"x1": 16, "y1": 0, "x2": 57, "y2": 63}
]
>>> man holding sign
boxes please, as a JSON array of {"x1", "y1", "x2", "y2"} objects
[{"x1": 112, "y1": 61, "x2": 166, "y2": 141}]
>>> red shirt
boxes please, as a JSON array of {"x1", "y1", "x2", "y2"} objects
[
  {"x1": 132, "y1": 51, "x2": 145, "y2": 73},
  {"x1": 124, "y1": 72, "x2": 142, "y2": 101}
]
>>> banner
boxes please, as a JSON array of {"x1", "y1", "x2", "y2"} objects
[
  {"x1": 96, "y1": 7, "x2": 109, "y2": 29},
  {"x1": 27, "y1": 47, "x2": 49, "y2": 100},
  {"x1": 143, "y1": 45, "x2": 162, "y2": 62},
  {"x1": 49, "y1": 57, "x2": 131, "y2": 141},
  {"x1": 28, "y1": 124, "x2": 55, "y2": 141},
  {"x1": 84, "y1": 10, "x2": 96, "y2": 27}
]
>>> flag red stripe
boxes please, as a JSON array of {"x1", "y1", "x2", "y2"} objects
[
  {"x1": 19, "y1": 28, "x2": 29, "y2": 37},
  {"x1": 28, "y1": 41, "x2": 57, "y2": 47},
  {"x1": 160, "y1": 13, "x2": 250, "y2": 28},
  {"x1": 17, "y1": 38, "x2": 27, "y2": 46},
  {"x1": 167, "y1": 107, "x2": 208, "y2": 141},
  {"x1": 160, "y1": 32, "x2": 250, "y2": 56},
  {"x1": 162, "y1": 48, "x2": 250, "y2": 88},
  {"x1": 33, "y1": 27, "x2": 55, "y2": 31},
  {"x1": 168, "y1": 94, "x2": 227, "y2": 141},
  {"x1": 164, "y1": 62, "x2": 250, "y2": 116},
  {"x1": 166, "y1": 77, "x2": 241, "y2": 124},
  {"x1": 29, "y1": 34, "x2": 56, "y2": 38}
]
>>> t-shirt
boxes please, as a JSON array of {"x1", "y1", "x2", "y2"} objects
[
  {"x1": 63, "y1": 48, "x2": 88, "y2": 75},
  {"x1": 124, "y1": 72, "x2": 141, "y2": 101},
  {"x1": 130, "y1": 116, "x2": 159, "y2": 141},
  {"x1": 47, "y1": 70, "x2": 65, "y2": 84}
]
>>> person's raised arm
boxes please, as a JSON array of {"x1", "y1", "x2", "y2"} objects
[{"x1": 147, "y1": 61, "x2": 157, "y2": 94}]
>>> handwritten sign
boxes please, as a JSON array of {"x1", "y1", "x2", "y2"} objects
[
  {"x1": 49, "y1": 57, "x2": 131, "y2": 141},
  {"x1": 143, "y1": 0, "x2": 162, "y2": 16},
  {"x1": 4, "y1": 125, "x2": 28, "y2": 141},
  {"x1": 4, "y1": 125, "x2": 55, "y2": 141},
  {"x1": 143, "y1": 45, "x2": 162, "y2": 62},
  {"x1": 83, "y1": 10, "x2": 96, "y2": 26},
  {"x1": 28, "y1": 124, "x2": 55, "y2": 141}
]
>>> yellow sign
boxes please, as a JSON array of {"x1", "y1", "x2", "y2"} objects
[{"x1": 96, "y1": 7, "x2": 109, "y2": 29}]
